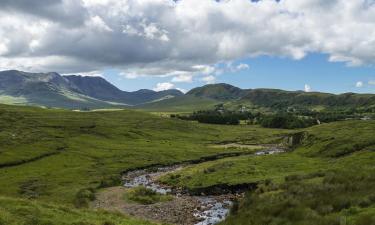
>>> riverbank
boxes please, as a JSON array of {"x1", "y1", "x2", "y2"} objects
[{"x1": 92, "y1": 147, "x2": 285, "y2": 225}]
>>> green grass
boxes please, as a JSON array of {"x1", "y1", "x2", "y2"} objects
[
  {"x1": 218, "y1": 121, "x2": 375, "y2": 225},
  {"x1": 135, "y1": 95, "x2": 220, "y2": 112},
  {"x1": 0, "y1": 104, "x2": 287, "y2": 205},
  {"x1": 123, "y1": 187, "x2": 173, "y2": 205},
  {"x1": 160, "y1": 153, "x2": 328, "y2": 190},
  {"x1": 0, "y1": 103, "x2": 374, "y2": 224},
  {"x1": 0, "y1": 196, "x2": 158, "y2": 225}
]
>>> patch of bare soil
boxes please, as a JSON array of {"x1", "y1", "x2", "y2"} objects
[{"x1": 92, "y1": 186, "x2": 204, "y2": 225}]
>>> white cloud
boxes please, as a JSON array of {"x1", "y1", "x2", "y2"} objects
[
  {"x1": 236, "y1": 63, "x2": 250, "y2": 71},
  {"x1": 356, "y1": 81, "x2": 364, "y2": 88},
  {"x1": 1, "y1": 0, "x2": 375, "y2": 75},
  {"x1": 201, "y1": 75, "x2": 216, "y2": 84},
  {"x1": 304, "y1": 84, "x2": 312, "y2": 92},
  {"x1": 171, "y1": 74, "x2": 193, "y2": 83},
  {"x1": 368, "y1": 80, "x2": 375, "y2": 85},
  {"x1": 192, "y1": 65, "x2": 216, "y2": 75},
  {"x1": 153, "y1": 82, "x2": 175, "y2": 91}
]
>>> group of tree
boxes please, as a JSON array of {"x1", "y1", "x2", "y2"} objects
[
  {"x1": 171, "y1": 110, "x2": 254, "y2": 125},
  {"x1": 257, "y1": 113, "x2": 317, "y2": 129},
  {"x1": 170, "y1": 105, "x2": 374, "y2": 128}
]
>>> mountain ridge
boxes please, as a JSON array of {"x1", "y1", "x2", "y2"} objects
[
  {"x1": 1, "y1": 70, "x2": 374, "y2": 110},
  {"x1": 0, "y1": 70, "x2": 183, "y2": 108}
]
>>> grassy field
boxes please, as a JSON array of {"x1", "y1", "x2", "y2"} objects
[
  {"x1": 0, "y1": 104, "x2": 291, "y2": 223},
  {"x1": 157, "y1": 120, "x2": 375, "y2": 224},
  {"x1": 0, "y1": 103, "x2": 374, "y2": 224},
  {"x1": 0, "y1": 196, "x2": 157, "y2": 225}
]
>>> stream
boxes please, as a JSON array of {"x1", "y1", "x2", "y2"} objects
[{"x1": 121, "y1": 147, "x2": 285, "y2": 225}]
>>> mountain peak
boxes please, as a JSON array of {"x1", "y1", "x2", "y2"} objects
[{"x1": 187, "y1": 83, "x2": 244, "y2": 100}]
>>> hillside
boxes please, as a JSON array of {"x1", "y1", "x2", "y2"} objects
[
  {"x1": 1, "y1": 70, "x2": 374, "y2": 111},
  {"x1": 141, "y1": 83, "x2": 375, "y2": 112},
  {"x1": 0, "y1": 70, "x2": 183, "y2": 109},
  {"x1": 187, "y1": 83, "x2": 245, "y2": 100},
  {"x1": 65, "y1": 75, "x2": 183, "y2": 105}
]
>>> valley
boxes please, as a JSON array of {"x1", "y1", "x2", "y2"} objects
[
  {"x1": 0, "y1": 71, "x2": 374, "y2": 225},
  {"x1": 0, "y1": 102, "x2": 374, "y2": 224}
]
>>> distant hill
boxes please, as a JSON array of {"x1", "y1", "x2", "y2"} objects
[
  {"x1": 187, "y1": 83, "x2": 245, "y2": 100},
  {"x1": 65, "y1": 75, "x2": 183, "y2": 105},
  {"x1": 1, "y1": 70, "x2": 374, "y2": 110},
  {"x1": 0, "y1": 70, "x2": 183, "y2": 109},
  {"x1": 140, "y1": 83, "x2": 375, "y2": 111}
]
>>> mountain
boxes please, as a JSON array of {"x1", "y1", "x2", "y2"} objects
[
  {"x1": 64, "y1": 75, "x2": 183, "y2": 105},
  {"x1": 0, "y1": 70, "x2": 114, "y2": 109},
  {"x1": 241, "y1": 89, "x2": 375, "y2": 108},
  {"x1": 140, "y1": 83, "x2": 375, "y2": 111},
  {"x1": 1, "y1": 70, "x2": 374, "y2": 110},
  {"x1": 0, "y1": 70, "x2": 183, "y2": 109},
  {"x1": 187, "y1": 83, "x2": 245, "y2": 100}
]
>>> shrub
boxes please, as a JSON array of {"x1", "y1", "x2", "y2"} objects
[
  {"x1": 74, "y1": 188, "x2": 95, "y2": 208},
  {"x1": 123, "y1": 186, "x2": 172, "y2": 205}
]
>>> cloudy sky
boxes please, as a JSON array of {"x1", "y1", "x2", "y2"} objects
[{"x1": 0, "y1": 0, "x2": 375, "y2": 93}]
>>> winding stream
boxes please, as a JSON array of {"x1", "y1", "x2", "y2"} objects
[{"x1": 121, "y1": 147, "x2": 285, "y2": 225}]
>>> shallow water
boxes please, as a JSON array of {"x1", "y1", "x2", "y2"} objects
[
  {"x1": 122, "y1": 147, "x2": 285, "y2": 225},
  {"x1": 194, "y1": 198, "x2": 232, "y2": 225},
  {"x1": 123, "y1": 166, "x2": 232, "y2": 225}
]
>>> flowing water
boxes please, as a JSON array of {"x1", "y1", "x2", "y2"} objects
[{"x1": 122, "y1": 147, "x2": 285, "y2": 225}]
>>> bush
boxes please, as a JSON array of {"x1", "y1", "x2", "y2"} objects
[
  {"x1": 259, "y1": 114, "x2": 316, "y2": 129},
  {"x1": 74, "y1": 188, "x2": 95, "y2": 208},
  {"x1": 99, "y1": 175, "x2": 121, "y2": 188},
  {"x1": 123, "y1": 186, "x2": 172, "y2": 205}
]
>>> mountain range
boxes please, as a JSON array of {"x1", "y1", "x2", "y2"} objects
[
  {"x1": 0, "y1": 70, "x2": 374, "y2": 110},
  {"x1": 0, "y1": 70, "x2": 183, "y2": 109}
]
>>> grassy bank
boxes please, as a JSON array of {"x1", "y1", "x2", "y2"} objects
[{"x1": 0, "y1": 196, "x2": 158, "y2": 225}]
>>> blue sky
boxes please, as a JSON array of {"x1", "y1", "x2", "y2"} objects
[{"x1": 102, "y1": 53, "x2": 375, "y2": 94}]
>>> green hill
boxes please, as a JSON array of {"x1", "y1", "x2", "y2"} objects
[
  {"x1": 141, "y1": 83, "x2": 375, "y2": 112},
  {"x1": 187, "y1": 83, "x2": 245, "y2": 100}
]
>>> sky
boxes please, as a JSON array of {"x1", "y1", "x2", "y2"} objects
[{"x1": 0, "y1": 0, "x2": 374, "y2": 94}]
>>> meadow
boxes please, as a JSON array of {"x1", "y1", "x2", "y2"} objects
[
  {"x1": 0, "y1": 104, "x2": 288, "y2": 224},
  {"x1": 0, "y1": 103, "x2": 374, "y2": 224}
]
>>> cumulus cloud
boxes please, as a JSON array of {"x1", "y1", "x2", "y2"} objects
[
  {"x1": 236, "y1": 63, "x2": 250, "y2": 71},
  {"x1": 304, "y1": 84, "x2": 312, "y2": 92},
  {"x1": 171, "y1": 74, "x2": 193, "y2": 83},
  {"x1": 356, "y1": 81, "x2": 364, "y2": 88},
  {"x1": 1, "y1": 0, "x2": 375, "y2": 76},
  {"x1": 201, "y1": 75, "x2": 216, "y2": 84},
  {"x1": 153, "y1": 82, "x2": 175, "y2": 91}
]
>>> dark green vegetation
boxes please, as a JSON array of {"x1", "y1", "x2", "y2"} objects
[
  {"x1": 173, "y1": 109, "x2": 253, "y2": 125},
  {"x1": 258, "y1": 113, "x2": 317, "y2": 129},
  {"x1": 160, "y1": 121, "x2": 375, "y2": 224},
  {"x1": 123, "y1": 187, "x2": 173, "y2": 205},
  {"x1": 173, "y1": 109, "x2": 318, "y2": 128},
  {"x1": 0, "y1": 70, "x2": 182, "y2": 109}
]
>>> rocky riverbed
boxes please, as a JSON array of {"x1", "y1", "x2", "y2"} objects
[
  {"x1": 92, "y1": 147, "x2": 285, "y2": 225},
  {"x1": 122, "y1": 165, "x2": 237, "y2": 225}
]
